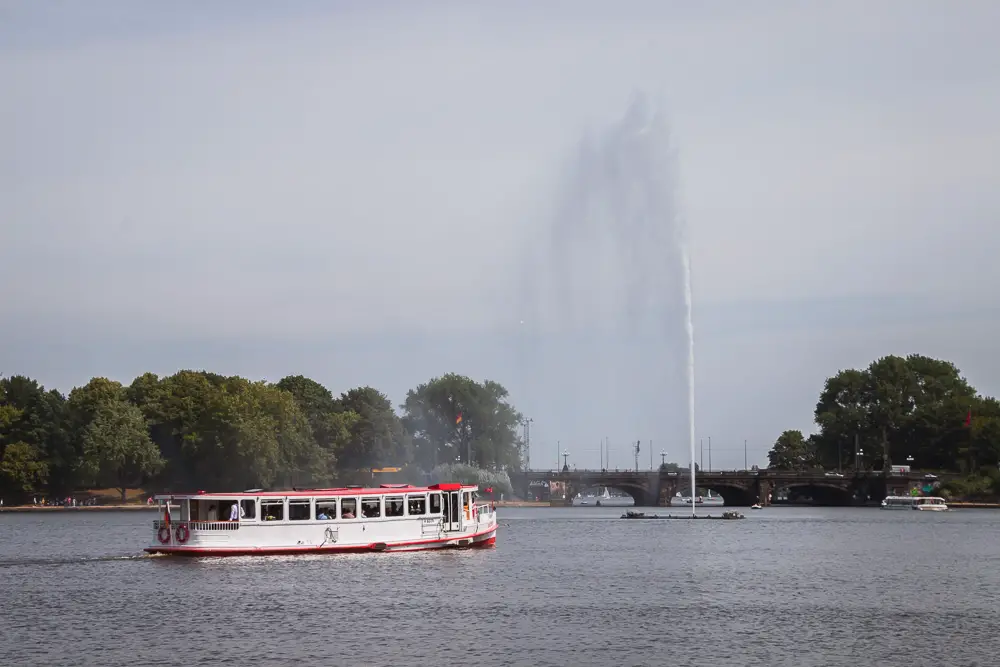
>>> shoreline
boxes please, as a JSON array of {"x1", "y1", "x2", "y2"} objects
[{"x1": 0, "y1": 505, "x2": 158, "y2": 512}]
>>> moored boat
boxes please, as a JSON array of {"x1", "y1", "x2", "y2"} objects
[
  {"x1": 145, "y1": 483, "x2": 497, "y2": 556},
  {"x1": 670, "y1": 491, "x2": 725, "y2": 507}
]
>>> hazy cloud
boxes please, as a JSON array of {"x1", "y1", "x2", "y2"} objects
[{"x1": 3, "y1": 0, "x2": 998, "y2": 468}]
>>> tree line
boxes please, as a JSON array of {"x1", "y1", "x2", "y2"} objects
[
  {"x1": 0, "y1": 371, "x2": 524, "y2": 503},
  {"x1": 767, "y1": 355, "x2": 1000, "y2": 496}
]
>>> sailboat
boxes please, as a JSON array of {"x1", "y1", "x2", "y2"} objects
[{"x1": 594, "y1": 487, "x2": 612, "y2": 506}]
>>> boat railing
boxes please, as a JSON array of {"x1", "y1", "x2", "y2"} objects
[{"x1": 154, "y1": 520, "x2": 239, "y2": 531}]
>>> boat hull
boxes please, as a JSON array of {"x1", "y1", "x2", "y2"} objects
[{"x1": 145, "y1": 524, "x2": 497, "y2": 557}]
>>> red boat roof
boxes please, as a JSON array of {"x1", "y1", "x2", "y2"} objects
[{"x1": 154, "y1": 483, "x2": 478, "y2": 500}]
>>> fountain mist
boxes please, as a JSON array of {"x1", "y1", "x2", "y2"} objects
[{"x1": 519, "y1": 92, "x2": 695, "y2": 492}]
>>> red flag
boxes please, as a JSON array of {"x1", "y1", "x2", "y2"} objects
[
  {"x1": 455, "y1": 413, "x2": 463, "y2": 425},
  {"x1": 965, "y1": 409, "x2": 972, "y2": 427}
]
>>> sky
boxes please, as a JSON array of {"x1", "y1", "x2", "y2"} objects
[{"x1": 3, "y1": 0, "x2": 999, "y2": 471}]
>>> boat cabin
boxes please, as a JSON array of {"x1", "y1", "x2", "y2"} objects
[{"x1": 158, "y1": 483, "x2": 486, "y2": 531}]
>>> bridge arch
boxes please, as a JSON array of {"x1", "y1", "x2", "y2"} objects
[
  {"x1": 778, "y1": 481, "x2": 853, "y2": 506},
  {"x1": 569, "y1": 482, "x2": 643, "y2": 506},
  {"x1": 692, "y1": 483, "x2": 756, "y2": 506}
]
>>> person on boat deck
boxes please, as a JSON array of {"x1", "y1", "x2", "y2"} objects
[
  {"x1": 317, "y1": 508, "x2": 330, "y2": 520},
  {"x1": 229, "y1": 502, "x2": 242, "y2": 521},
  {"x1": 342, "y1": 507, "x2": 355, "y2": 519},
  {"x1": 207, "y1": 504, "x2": 218, "y2": 521}
]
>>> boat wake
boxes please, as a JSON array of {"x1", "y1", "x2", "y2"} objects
[{"x1": 0, "y1": 553, "x2": 159, "y2": 568}]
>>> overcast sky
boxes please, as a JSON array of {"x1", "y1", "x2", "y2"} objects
[{"x1": 3, "y1": 0, "x2": 998, "y2": 470}]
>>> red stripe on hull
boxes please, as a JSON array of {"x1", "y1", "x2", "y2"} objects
[{"x1": 144, "y1": 526, "x2": 497, "y2": 557}]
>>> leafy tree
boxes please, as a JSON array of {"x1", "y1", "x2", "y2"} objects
[
  {"x1": 0, "y1": 376, "x2": 70, "y2": 493},
  {"x1": 767, "y1": 430, "x2": 817, "y2": 470},
  {"x1": 335, "y1": 386, "x2": 410, "y2": 471},
  {"x1": 810, "y1": 354, "x2": 990, "y2": 472},
  {"x1": 64, "y1": 377, "x2": 129, "y2": 491},
  {"x1": 0, "y1": 442, "x2": 49, "y2": 501},
  {"x1": 401, "y1": 374, "x2": 523, "y2": 471},
  {"x1": 275, "y1": 375, "x2": 359, "y2": 471},
  {"x1": 0, "y1": 382, "x2": 51, "y2": 501},
  {"x1": 128, "y1": 371, "x2": 324, "y2": 491},
  {"x1": 80, "y1": 398, "x2": 164, "y2": 502}
]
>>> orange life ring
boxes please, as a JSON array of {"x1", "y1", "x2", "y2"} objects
[
  {"x1": 174, "y1": 524, "x2": 190, "y2": 544},
  {"x1": 157, "y1": 525, "x2": 171, "y2": 544}
]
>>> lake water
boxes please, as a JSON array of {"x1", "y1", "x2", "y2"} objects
[{"x1": 2, "y1": 506, "x2": 998, "y2": 667}]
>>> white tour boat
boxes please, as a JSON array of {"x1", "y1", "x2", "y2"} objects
[
  {"x1": 145, "y1": 483, "x2": 498, "y2": 556},
  {"x1": 880, "y1": 495, "x2": 948, "y2": 511}
]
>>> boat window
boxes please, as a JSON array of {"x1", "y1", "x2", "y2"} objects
[
  {"x1": 240, "y1": 499, "x2": 256, "y2": 520},
  {"x1": 361, "y1": 497, "x2": 381, "y2": 518},
  {"x1": 429, "y1": 493, "x2": 442, "y2": 515},
  {"x1": 316, "y1": 499, "x2": 337, "y2": 520},
  {"x1": 340, "y1": 498, "x2": 357, "y2": 519},
  {"x1": 407, "y1": 494, "x2": 427, "y2": 515},
  {"x1": 261, "y1": 500, "x2": 284, "y2": 521},
  {"x1": 289, "y1": 499, "x2": 311, "y2": 521},
  {"x1": 385, "y1": 496, "x2": 404, "y2": 517}
]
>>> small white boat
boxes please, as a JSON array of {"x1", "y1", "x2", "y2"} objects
[
  {"x1": 750, "y1": 503, "x2": 762, "y2": 510},
  {"x1": 880, "y1": 495, "x2": 948, "y2": 511},
  {"x1": 145, "y1": 483, "x2": 497, "y2": 556}
]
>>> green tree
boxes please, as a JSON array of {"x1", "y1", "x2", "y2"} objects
[
  {"x1": 0, "y1": 375, "x2": 70, "y2": 494},
  {"x1": 0, "y1": 442, "x2": 49, "y2": 501},
  {"x1": 811, "y1": 355, "x2": 987, "y2": 472},
  {"x1": 275, "y1": 375, "x2": 359, "y2": 472},
  {"x1": 335, "y1": 387, "x2": 410, "y2": 471},
  {"x1": 64, "y1": 377, "x2": 130, "y2": 491},
  {"x1": 0, "y1": 381, "x2": 51, "y2": 501},
  {"x1": 401, "y1": 374, "x2": 523, "y2": 471},
  {"x1": 128, "y1": 371, "x2": 324, "y2": 491},
  {"x1": 80, "y1": 398, "x2": 164, "y2": 502},
  {"x1": 767, "y1": 430, "x2": 817, "y2": 470}
]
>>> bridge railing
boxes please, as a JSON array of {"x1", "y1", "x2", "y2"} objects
[{"x1": 523, "y1": 468, "x2": 948, "y2": 479}]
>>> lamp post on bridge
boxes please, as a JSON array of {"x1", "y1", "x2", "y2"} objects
[
  {"x1": 562, "y1": 451, "x2": 569, "y2": 472},
  {"x1": 660, "y1": 451, "x2": 667, "y2": 467}
]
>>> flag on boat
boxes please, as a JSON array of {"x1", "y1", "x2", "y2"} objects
[
  {"x1": 455, "y1": 413, "x2": 463, "y2": 425},
  {"x1": 965, "y1": 409, "x2": 972, "y2": 427}
]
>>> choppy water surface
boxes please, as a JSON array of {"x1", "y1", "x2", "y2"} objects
[{"x1": 2, "y1": 507, "x2": 998, "y2": 667}]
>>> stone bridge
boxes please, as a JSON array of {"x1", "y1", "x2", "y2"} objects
[{"x1": 517, "y1": 469, "x2": 954, "y2": 507}]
